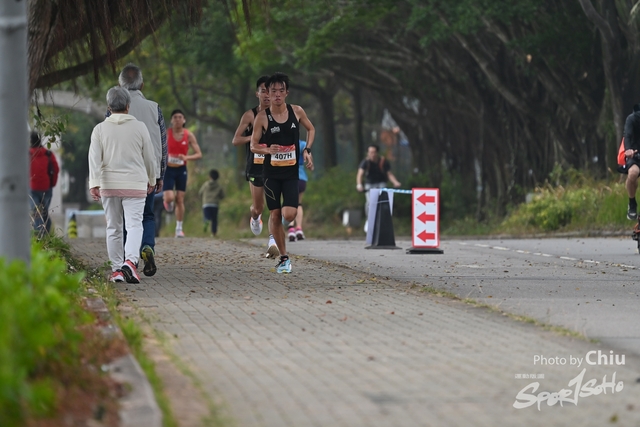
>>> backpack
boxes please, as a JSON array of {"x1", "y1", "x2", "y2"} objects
[{"x1": 365, "y1": 156, "x2": 386, "y2": 178}]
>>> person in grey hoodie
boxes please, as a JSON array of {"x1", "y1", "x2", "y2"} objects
[
  {"x1": 198, "y1": 169, "x2": 225, "y2": 236},
  {"x1": 89, "y1": 87, "x2": 157, "y2": 284},
  {"x1": 118, "y1": 63, "x2": 167, "y2": 277}
]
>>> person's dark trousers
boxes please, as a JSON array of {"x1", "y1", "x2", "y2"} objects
[
  {"x1": 141, "y1": 190, "x2": 156, "y2": 250},
  {"x1": 153, "y1": 193, "x2": 164, "y2": 237},
  {"x1": 204, "y1": 206, "x2": 219, "y2": 235},
  {"x1": 29, "y1": 188, "x2": 52, "y2": 236},
  {"x1": 124, "y1": 190, "x2": 156, "y2": 252}
]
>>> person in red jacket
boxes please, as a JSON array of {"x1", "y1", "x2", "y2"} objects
[{"x1": 29, "y1": 132, "x2": 60, "y2": 236}]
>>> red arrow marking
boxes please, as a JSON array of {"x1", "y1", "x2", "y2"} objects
[
  {"x1": 417, "y1": 194, "x2": 436, "y2": 205},
  {"x1": 416, "y1": 213, "x2": 436, "y2": 223},
  {"x1": 417, "y1": 231, "x2": 436, "y2": 242}
]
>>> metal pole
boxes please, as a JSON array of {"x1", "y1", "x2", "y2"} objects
[{"x1": 0, "y1": 0, "x2": 30, "y2": 263}]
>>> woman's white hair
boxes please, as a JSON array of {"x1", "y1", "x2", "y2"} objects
[{"x1": 106, "y1": 86, "x2": 131, "y2": 112}]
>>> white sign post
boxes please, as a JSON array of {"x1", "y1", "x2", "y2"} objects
[{"x1": 407, "y1": 188, "x2": 444, "y2": 254}]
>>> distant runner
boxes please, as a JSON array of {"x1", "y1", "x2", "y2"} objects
[
  {"x1": 163, "y1": 109, "x2": 202, "y2": 237},
  {"x1": 232, "y1": 76, "x2": 279, "y2": 256}
]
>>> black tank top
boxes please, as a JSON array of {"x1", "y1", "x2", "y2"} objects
[
  {"x1": 263, "y1": 104, "x2": 300, "y2": 180},
  {"x1": 244, "y1": 107, "x2": 265, "y2": 178}
]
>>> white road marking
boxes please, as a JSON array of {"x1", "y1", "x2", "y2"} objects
[{"x1": 458, "y1": 243, "x2": 615, "y2": 268}]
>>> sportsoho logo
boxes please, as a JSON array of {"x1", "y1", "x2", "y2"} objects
[{"x1": 513, "y1": 351, "x2": 625, "y2": 410}]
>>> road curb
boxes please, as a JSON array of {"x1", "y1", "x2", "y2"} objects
[
  {"x1": 109, "y1": 354, "x2": 162, "y2": 427},
  {"x1": 85, "y1": 293, "x2": 162, "y2": 427}
]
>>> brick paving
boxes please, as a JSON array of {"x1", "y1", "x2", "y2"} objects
[{"x1": 70, "y1": 237, "x2": 640, "y2": 427}]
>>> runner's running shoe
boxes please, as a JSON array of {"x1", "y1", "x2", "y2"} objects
[
  {"x1": 250, "y1": 215, "x2": 263, "y2": 235},
  {"x1": 121, "y1": 260, "x2": 140, "y2": 284},
  {"x1": 265, "y1": 235, "x2": 280, "y2": 258},
  {"x1": 276, "y1": 256, "x2": 292, "y2": 274},
  {"x1": 110, "y1": 270, "x2": 125, "y2": 283},
  {"x1": 141, "y1": 245, "x2": 157, "y2": 276},
  {"x1": 288, "y1": 227, "x2": 296, "y2": 242},
  {"x1": 295, "y1": 228, "x2": 305, "y2": 240},
  {"x1": 175, "y1": 230, "x2": 185, "y2": 238}
]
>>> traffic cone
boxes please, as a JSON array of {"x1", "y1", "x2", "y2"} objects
[
  {"x1": 67, "y1": 214, "x2": 77, "y2": 238},
  {"x1": 365, "y1": 190, "x2": 400, "y2": 249}
]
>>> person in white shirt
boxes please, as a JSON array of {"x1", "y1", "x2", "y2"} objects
[{"x1": 89, "y1": 86, "x2": 157, "y2": 284}]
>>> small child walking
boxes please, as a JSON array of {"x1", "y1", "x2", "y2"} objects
[{"x1": 198, "y1": 169, "x2": 225, "y2": 236}]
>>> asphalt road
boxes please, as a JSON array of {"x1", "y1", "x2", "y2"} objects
[{"x1": 266, "y1": 235, "x2": 640, "y2": 357}]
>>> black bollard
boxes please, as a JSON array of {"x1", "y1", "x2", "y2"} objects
[{"x1": 365, "y1": 190, "x2": 400, "y2": 249}]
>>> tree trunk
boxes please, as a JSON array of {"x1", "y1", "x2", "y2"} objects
[
  {"x1": 315, "y1": 85, "x2": 337, "y2": 169},
  {"x1": 352, "y1": 84, "x2": 364, "y2": 167},
  {"x1": 577, "y1": 0, "x2": 624, "y2": 143}
]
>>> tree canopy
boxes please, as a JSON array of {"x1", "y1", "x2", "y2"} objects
[{"x1": 35, "y1": 0, "x2": 640, "y2": 220}]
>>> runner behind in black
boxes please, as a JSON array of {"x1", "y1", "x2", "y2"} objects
[{"x1": 231, "y1": 76, "x2": 274, "y2": 253}]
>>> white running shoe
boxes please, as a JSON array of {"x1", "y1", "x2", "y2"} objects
[
  {"x1": 250, "y1": 215, "x2": 263, "y2": 235},
  {"x1": 288, "y1": 227, "x2": 296, "y2": 242},
  {"x1": 265, "y1": 236, "x2": 280, "y2": 258}
]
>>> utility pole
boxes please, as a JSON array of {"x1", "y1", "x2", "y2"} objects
[{"x1": 0, "y1": 0, "x2": 30, "y2": 263}]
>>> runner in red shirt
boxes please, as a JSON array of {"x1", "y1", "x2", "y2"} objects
[{"x1": 162, "y1": 110, "x2": 202, "y2": 237}]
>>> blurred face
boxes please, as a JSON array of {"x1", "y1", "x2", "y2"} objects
[
  {"x1": 256, "y1": 83, "x2": 270, "y2": 107},
  {"x1": 171, "y1": 112, "x2": 185, "y2": 128},
  {"x1": 268, "y1": 82, "x2": 288, "y2": 107},
  {"x1": 367, "y1": 146, "x2": 379, "y2": 160}
]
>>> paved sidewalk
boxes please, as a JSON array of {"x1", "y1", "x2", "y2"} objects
[{"x1": 70, "y1": 237, "x2": 640, "y2": 427}]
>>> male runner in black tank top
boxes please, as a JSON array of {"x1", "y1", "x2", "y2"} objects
[
  {"x1": 232, "y1": 76, "x2": 278, "y2": 254},
  {"x1": 251, "y1": 72, "x2": 315, "y2": 274}
]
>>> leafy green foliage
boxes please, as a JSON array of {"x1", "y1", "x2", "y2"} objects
[
  {"x1": 0, "y1": 241, "x2": 88, "y2": 426},
  {"x1": 33, "y1": 107, "x2": 69, "y2": 147},
  {"x1": 305, "y1": 167, "x2": 363, "y2": 221},
  {"x1": 500, "y1": 167, "x2": 627, "y2": 233}
]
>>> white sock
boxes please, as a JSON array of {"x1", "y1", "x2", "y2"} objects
[{"x1": 176, "y1": 221, "x2": 183, "y2": 231}]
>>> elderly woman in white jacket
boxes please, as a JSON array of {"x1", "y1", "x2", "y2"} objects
[{"x1": 89, "y1": 86, "x2": 157, "y2": 284}]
